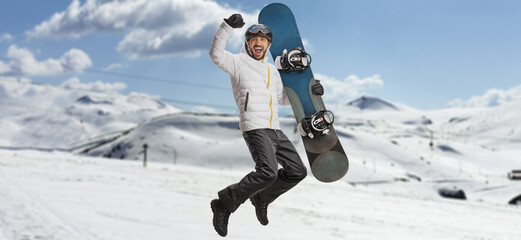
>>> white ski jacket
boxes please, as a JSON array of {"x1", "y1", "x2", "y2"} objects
[{"x1": 209, "y1": 21, "x2": 290, "y2": 131}]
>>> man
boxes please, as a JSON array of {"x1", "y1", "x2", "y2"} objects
[{"x1": 209, "y1": 13, "x2": 323, "y2": 237}]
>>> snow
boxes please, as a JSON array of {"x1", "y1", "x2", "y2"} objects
[
  {"x1": 346, "y1": 95, "x2": 399, "y2": 111},
  {"x1": 0, "y1": 79, "x2": 182, "y2": 149},
  {"x1": 1, "y1": 79, "x2": 521, "y2": 239},
  {"x1": 1, "y1": 150, "x2": 520, "y2": 240}
]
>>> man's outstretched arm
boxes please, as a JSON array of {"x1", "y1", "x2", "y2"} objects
[{"x1": 209, "y1": 14, "x2": 244, "y2": 77}]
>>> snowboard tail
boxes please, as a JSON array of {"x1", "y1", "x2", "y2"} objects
[{"x1": 259, "y1": 3, "x2": 349, "y2": 182}]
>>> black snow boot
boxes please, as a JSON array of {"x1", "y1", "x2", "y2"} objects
[
  {"x1": 211, "y1": 199, "x2": 231, "y2": 237},
  {"x1": 250, "y1": 195, "x2": 269, "y2": 225}
]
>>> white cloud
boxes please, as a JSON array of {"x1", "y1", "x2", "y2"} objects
[
  {"x1": 1, "y1": 77, "x2": 127, "y2": 113},
  {"x1": 302, "y1": 38, "x2": 313, "y2": 52},
  {"x1": 103, "y1": 63, "x2": 123, "y2": 71},
  {"x1": 60, "y1": 77, "x2": 127, "y2": 93},
  {"x1": 27, "y1": 0, "x2": 258, "y2": 59},
  {"x1": 0, "y1": 45, "x2": 92, "y2": 76},
  {"x1": 0, "y1": 33, "x2": 14, "y2": 42},
  {"x1": 191, "y1": 105, "x2": 218, "y2": 114},
  {"x1": 129, "y1": 91, "x2": 161, "y2": 99},
  {"x1": 0, "y1": 61, "x2": 10, "y2": 73},
  {"x1": 315, "y1": 73, "x2": 384, "y2": 107},
  {"x1": 448, "y1": 84, "x2": 521, "y2": 108},
  {"x1": 60, "y1": 48, "x2": 93, "y2": 72}
]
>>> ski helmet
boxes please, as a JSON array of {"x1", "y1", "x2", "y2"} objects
[{"x1": 245, "y1": 24, "x2": 272, "y2": 42}]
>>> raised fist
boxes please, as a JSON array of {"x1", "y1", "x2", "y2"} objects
[{"x1": 224, "y1": 13, "x2": 245, "y2": 28}]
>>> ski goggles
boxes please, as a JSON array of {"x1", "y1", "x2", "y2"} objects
[{"x1": 248, "y1": 24, "x2": 271, "y2": 35}]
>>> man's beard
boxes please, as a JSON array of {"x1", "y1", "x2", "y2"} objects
[
  {"x1": 253, "y1": 49, "x2": 266, "y2": 60},
  {"x1": 245, "y1": 42, "x2": 267, "y2": 60}
]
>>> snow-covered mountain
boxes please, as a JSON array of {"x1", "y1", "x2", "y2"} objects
[
  {"x1": 2, "y1": 79, "x2": 521, "y2": 205},
  {"x1": 0, "y1": 79, "x2": 182, "y2": 149},
  {"x1": 1, "y1": 78, "x2": 521, "y2": 239},
  {"x1": 346, "y1": 95, "x2": 399, "y2": 111}
]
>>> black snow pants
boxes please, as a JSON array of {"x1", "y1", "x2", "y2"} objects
[{"x1": 218, "y1": 128, "x2": 307, "y2": 213}]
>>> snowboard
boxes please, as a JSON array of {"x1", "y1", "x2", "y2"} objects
[{"x1": 259, "y1": 3, "x2": 349, "y2": 182}]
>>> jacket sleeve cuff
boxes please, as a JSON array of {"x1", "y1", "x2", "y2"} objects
[{"x1": 220, "y1": 21, "x2": 234, "y2": 35}]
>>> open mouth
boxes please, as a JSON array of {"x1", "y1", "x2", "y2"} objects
[{"x1": 254, "y1": 47, "x2": 263, "y2": 54}]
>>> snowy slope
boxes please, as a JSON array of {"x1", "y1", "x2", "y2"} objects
[
  {"x1": 331, "y1": 96, "x2": 521, "y2": 204},
  {"x1": 2, "y1": 78, "x2": 521, "y2": 239},
  {"x1": 2, "y1": 79, "x2": 521, "y2": 209},
  {"x1": 76, "y1": 112, "x2": 303, "y2": 169},
  {"x1": 1, "y1": 150, "x2": 520, "y2": 240},
  {"x1": 63, "y1": 94, "x2": 521, "y2": 205}
]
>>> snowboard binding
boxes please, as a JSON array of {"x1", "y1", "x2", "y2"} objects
[
  {"x1": 275, "y1": 47, "x2": 312, "y2": 72},
  {"x1": 298, "y1": 110, "x2": 334, "y2": 139}
]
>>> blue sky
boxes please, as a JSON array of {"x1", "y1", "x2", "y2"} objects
[{"x1": 1, "y1": 0, "x2": 521, "y2": 113}]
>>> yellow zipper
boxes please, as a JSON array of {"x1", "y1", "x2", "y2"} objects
[{"x1": 267, "y1": 65, "x2": 273, "y2": 129}]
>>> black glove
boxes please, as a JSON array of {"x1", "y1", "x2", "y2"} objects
[
  {"x1": 224, "y1": 13, "x2": 245, "y2": 28},
  {"x1": 311, "y1": 80, "x2": 324, "y2": 96}
]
